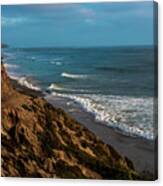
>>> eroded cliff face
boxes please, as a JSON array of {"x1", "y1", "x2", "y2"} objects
[
  {"x1": 1, "y1": 62, "x2": 14, "y2": 100},
  {"x1": 1, "y1": 63, "x2": 140, "y2": 179}
]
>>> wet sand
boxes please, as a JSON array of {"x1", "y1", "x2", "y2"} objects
[
  {"x1": 45, "y1": 95, "x2": 157, "y2": 175},
  {"x1": 10, "y1": 79, "x2": 157, "y2": 176}
]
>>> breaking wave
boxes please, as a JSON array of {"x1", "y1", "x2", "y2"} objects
[
  {"x1": 50, "y1": 61, "x2": 62, "y2": 66},
  {"x1": 48, "y1": 83, "x2": 64, "y2": 91},
  {"x1": 17, "y1": 77, "x2": 41, "y2": 91},
  {"x1": 48, "y1": 83, "x2": 90, "y2": 93},
  {"x1": 51, "y1": 92, "x2": 155, "y2": 140},
  {"x1": 61, "y1": 72, "x2": 88, "y2": 79},
  {"x1": 4, "y1": 63, "x2": 18, "y2": 69},
  {"x1": 8, "y1": 73, "x2": 41, "y2": 91}
]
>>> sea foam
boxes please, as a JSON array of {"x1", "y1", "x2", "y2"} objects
[
  {"x1": 61, "y1": 72, "x2": 88, "y2": 79},
  {"x1": 50, "y1": 61, "x2": 62, "y2": 66},
  {"x1": 4, "y1": 63, "x2": 18, "y2": 69},
  {"x1": 18, "y1": 77, "x2": 41, "y2": 91},
  {"x1": 48, "y1": 83, "x2": 64, "y2": 91},
  {"x1": 8, "y1": 72, "x2": 41, "y2": 91},
  {"x1": 48, "y1": 83, "x2": 90, "y2": 93},
  {"x1": 51, "y1": 92, "x2": 155, "y2": 140}
]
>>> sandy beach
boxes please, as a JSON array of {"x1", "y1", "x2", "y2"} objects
[
  {"x1": 9, "y1": 78, "x2": 157, "y2": 176},
  {"x1": 2, "y1": 64, "x2": 147, "y2": 179},
  {"x1": 45, "y1": 95, "x2": 157, "y2": 175},
  {"x1": 2, "y1": 1, "x2": 158, "y2": 180}
]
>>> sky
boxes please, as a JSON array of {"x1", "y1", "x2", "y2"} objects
[{"x1": 1, "y1": 1, "x2": 155, "y2": 47}]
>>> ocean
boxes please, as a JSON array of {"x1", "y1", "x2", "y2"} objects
[{"x1": 2, "y1": 46, "x2": 157, "y2": 140}]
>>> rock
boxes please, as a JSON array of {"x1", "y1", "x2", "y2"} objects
[{"x1": 1, "y1": 62, "x2": 13, "y2": 100}]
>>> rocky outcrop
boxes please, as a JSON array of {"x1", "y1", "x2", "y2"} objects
[
  {"x1": 1, "y1": 62, "x2": 14, "y2": 101},
  {"x1": 1, "y1": 63, "x2": 142, "y2": 179}
]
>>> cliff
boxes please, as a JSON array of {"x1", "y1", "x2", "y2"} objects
[
  {"x1": 1, "y1": 63, "x2": 141, "y2": 179},
  {"x1": 1, "y1": 62, "x2": 13, "y2": 100}
]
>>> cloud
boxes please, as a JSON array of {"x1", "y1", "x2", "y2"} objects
[
  {"x1": 79, "y1": 7, "x2": 95, "y2": 17},
  {"x1": 2, "y1": 17, "x2": 27, "y2": 26},
  {"x1": 96, "y1": 2, "x2": 152, "y2": 19},
  {"x1": 78, "y1": 7, "x2": 96, "y2": 25}
]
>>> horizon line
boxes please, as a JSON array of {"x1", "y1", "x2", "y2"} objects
[{"x1": 4, "y1": 44, "x2": 155, "y2": 49}]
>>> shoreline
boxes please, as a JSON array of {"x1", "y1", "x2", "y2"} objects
[
  {"x1": 45, "y1": 95, "x2": 157, "y2": 174},
  {"x1": 3, "y1": 62, "x2": 148, "y2": 179},
  {"x1": 10, "y1": 77, "x2": 157, "y2": 176},
  {"x1": 10, "y1": 78, "x2": 44, "y2": 98}
]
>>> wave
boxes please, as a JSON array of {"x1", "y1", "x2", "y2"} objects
[
  {"x1": 51, "y1": 92, "x2": 155, "y2": 140},
  {"x1": 31, "y1": 56, "x2": 36, "y2": 61},
  {"x1": 61, "y1": 72, "x2": 88, "y2": 79},
  {"x1": 48, "y1": 83, "x2": 64, "y2": 91},
  {"x1": 9, "y1": 74, "x2": 19, "y2": 80},
  {"x1": 48, "y1": 83, "x2": 90, "y2": 93},
  {"x1": 8, "y1": 73, "x2": 41, "y2": 91},
  {"x1": 3, "y1": 52, "x2": 16, "y2": 60},
  {"x1": 50, "y1": 61, "x2": 62, "y2": 66},
  {"x1": 4, "y1": 63, "x2": 18, "y2": 69},
  {"x1": 18, "y1": 77, "x2": 41, "y2": 91}
]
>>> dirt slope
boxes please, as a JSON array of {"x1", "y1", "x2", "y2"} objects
[{"x1": 1, "y1": 63, "x2": 142, "y2": 179}]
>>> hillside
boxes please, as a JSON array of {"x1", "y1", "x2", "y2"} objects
[{"x1": 1, "y1": 62, "x2": 142, "y2": 179}]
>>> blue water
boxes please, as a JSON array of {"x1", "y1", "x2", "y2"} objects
[{"x1": 3, "y1": 46, "x2": 156, "y2": 140}]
